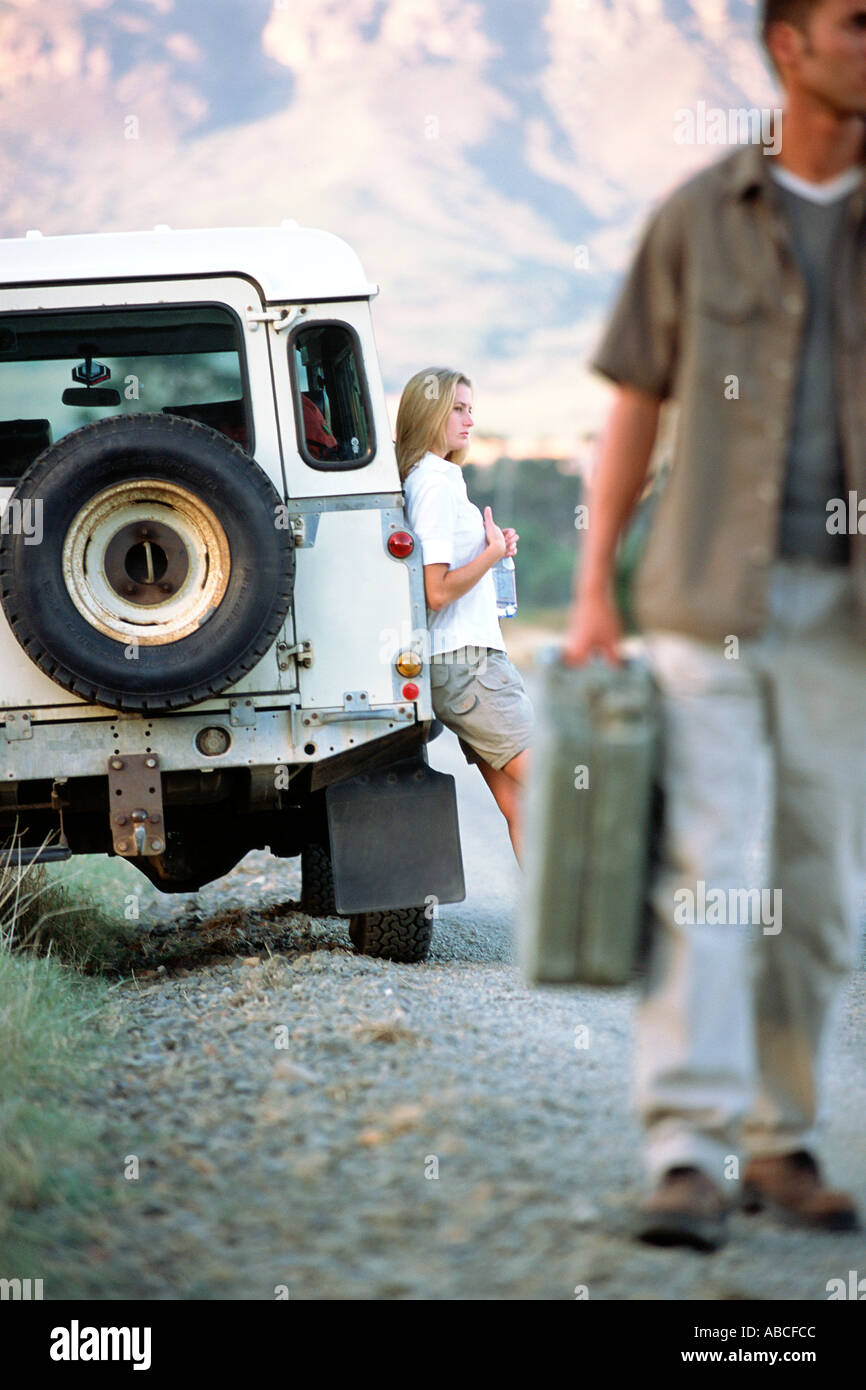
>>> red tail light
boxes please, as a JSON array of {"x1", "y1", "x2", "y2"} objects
[{"x1": 388, "y1": 530, "x2": 414, "y2": 558}]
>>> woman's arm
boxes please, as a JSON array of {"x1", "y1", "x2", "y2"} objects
[{"x1": 424, "y1": 506, "x2": 506, "y2": 612}]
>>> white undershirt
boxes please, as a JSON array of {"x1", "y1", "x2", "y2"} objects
[{"x1": 768, "y1": 163, "x2": 862, "y2": 204}]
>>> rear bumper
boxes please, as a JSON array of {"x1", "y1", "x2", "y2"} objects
[{"x1": 0, "y1": 700, "x2": 423, "y2": 783}]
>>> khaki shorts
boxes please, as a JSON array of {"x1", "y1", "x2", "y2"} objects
[{"x1": 429, "y1": 646, "x2": 533, "y2": 771}]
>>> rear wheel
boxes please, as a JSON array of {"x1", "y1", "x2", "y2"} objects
[
  {"x1": 348, "y1": 906, "x2": 433, "y2": 963},
  {"x1": 300, "y1": 840, "x2": 337, "y2": 917}
]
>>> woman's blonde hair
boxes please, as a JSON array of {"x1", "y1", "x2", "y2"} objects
[{"x1": 395, "y1": 368, "x2": 473, "y2": 483}]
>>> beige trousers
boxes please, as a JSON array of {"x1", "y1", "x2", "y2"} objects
[{"x1": 637, "y1": 559, "x2": 866, "y2": 1182}]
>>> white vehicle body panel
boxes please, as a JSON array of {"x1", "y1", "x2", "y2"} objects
[
  {"x1": 0, "y1": 228, "x2": 432, "y2": 781},
  {"x1": 268, "y1": 298, "x2": 398, "y2": 500},
  {"x1": 1, "y1": 225, "x2": 377, "y2": 302}
]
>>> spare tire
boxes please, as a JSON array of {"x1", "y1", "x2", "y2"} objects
[{"x1": 0, "y1": 413, "x2": 294, "y2": 712}]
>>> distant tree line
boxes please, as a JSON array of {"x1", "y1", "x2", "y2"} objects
[{"x1": 463, "y1": 457, "x2": 584, "y2": 614}]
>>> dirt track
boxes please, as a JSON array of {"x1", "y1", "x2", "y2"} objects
[{"x1": 28, "y1": 727, "x2": 866, "y2": 1301}]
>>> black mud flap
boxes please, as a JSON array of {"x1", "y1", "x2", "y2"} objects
[{"x1": 326, "y1": 756, "x2": 465, "y2": 914}]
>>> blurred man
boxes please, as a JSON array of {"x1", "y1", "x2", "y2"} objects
[{"x1": 564, "y1": 0, "x2": 866, "y2": 1249}]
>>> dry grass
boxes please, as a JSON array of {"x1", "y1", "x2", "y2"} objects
[
  {"x1": 0, "y1": 852, "x2": 140, "y2": 975},
  {"x1": 0, "y1": 844, "x2": 114, "y2": 1230}
]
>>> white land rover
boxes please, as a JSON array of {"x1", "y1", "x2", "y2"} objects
[{"x1": 0, "y1": 222, "x2": 464, "y2": 962}]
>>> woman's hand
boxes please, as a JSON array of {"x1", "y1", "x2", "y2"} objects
[
  {"x1": 483, "y1": 506, "x2": 507, "y2": 562},
  {"x1": 501, "y1": 527, "x2": 519, "y2": 558}
]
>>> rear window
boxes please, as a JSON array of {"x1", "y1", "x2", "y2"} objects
[
  {"x1": 290, "y1": 321, "x2": 374, "y2": 470},
  {"x1": 0, "y1": 304, "x2": 250, "y2": 484}
]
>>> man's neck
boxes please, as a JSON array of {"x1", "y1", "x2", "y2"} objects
[{"x1": 771, "y1": 95, "x2": 866, "y2": 182}]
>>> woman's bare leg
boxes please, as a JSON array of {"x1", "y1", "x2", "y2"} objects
[{"x1": 476, "y1": 748, "x2": 530, "y2": 863}]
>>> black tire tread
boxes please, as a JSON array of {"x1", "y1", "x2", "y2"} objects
[
  {"x1": 300, "y1": 841, "x2": 338, "y2": 917},
  {"x1": 349, "y1": 906, "x2": 433, "y2": 964}
]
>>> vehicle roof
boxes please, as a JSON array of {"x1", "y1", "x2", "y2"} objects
[{"x1": 0, "y1": 223, "x2": 378, "y2": 301}]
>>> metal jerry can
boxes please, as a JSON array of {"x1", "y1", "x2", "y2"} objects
[{"x1": 518, "y1": 653, "x2": 660, "y2": 986}]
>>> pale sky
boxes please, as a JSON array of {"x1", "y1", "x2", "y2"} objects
[{"x1": 0, "y1": 0, "x2": 780, "y2": 454}]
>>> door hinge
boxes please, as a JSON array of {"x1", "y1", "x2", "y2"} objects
[
  {"x1": 289, "y1": 513, "x2": 320, "y2": 548},
  {"x1": 2, "y1": 712, "x2": 32, "y2": 742},
  {"x1": 229, "y1": 698, "x2": 257, "y2": 727},
  {"x1": 244, "y1": 305, "x2": 308, "y2": 333},
  {"x1": 276, "y1": 639, "x2": 313, "y2": 670}
]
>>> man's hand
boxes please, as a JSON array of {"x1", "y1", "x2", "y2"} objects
[
  {"x1": 483, "y1": 506, "x2": 507, "y2": 561},
  {"x1": 562, "y1": 590, "x2": 623, "y2": 666},
  {"x1": 561, "y1": 386, "x2": 661, "y2": 668}
]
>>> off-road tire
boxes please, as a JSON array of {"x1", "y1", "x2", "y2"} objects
[
  {"x1": 348, "y1": 906, "x2": 433, "y2": 963},
  {"x1": 0, "y1": 413, "x2": 294, "y2": 712},
  {"x1": 300, "y1": 840, "x2": 338, "y2": 917}
]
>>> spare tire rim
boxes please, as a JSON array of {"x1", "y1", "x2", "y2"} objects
[{"x1": 62, "y1": 480, "x2": 231, "y2": 645}]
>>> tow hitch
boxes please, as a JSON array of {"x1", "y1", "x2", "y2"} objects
[{"x1": 106, "y1": 753, "x2": 166, "y2": 857}]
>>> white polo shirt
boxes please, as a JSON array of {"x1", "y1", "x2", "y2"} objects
[{"x1": 403, "y1": 450, "x2": 505, "y2": 657}]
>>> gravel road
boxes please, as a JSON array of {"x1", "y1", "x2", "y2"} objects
[{"x1": 37, "y1": 721, "x2": 866, "y2": 1302}]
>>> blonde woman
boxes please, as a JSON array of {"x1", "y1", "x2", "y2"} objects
[{"x1": 397, "y1": 368, "x2": 532, "y2": 861}]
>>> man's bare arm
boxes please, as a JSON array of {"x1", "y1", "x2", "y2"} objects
[{"x1": 563, "y1": 386, "x2": 662, "y2": 664}]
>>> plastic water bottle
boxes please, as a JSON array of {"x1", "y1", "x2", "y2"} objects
[{"x1": 493, "y1": 556, "x2": 518, "y2": 618}]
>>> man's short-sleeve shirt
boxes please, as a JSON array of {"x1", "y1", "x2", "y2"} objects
[{"x1": 590, "y1": 141, "x2": 866, "y2": 639}]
